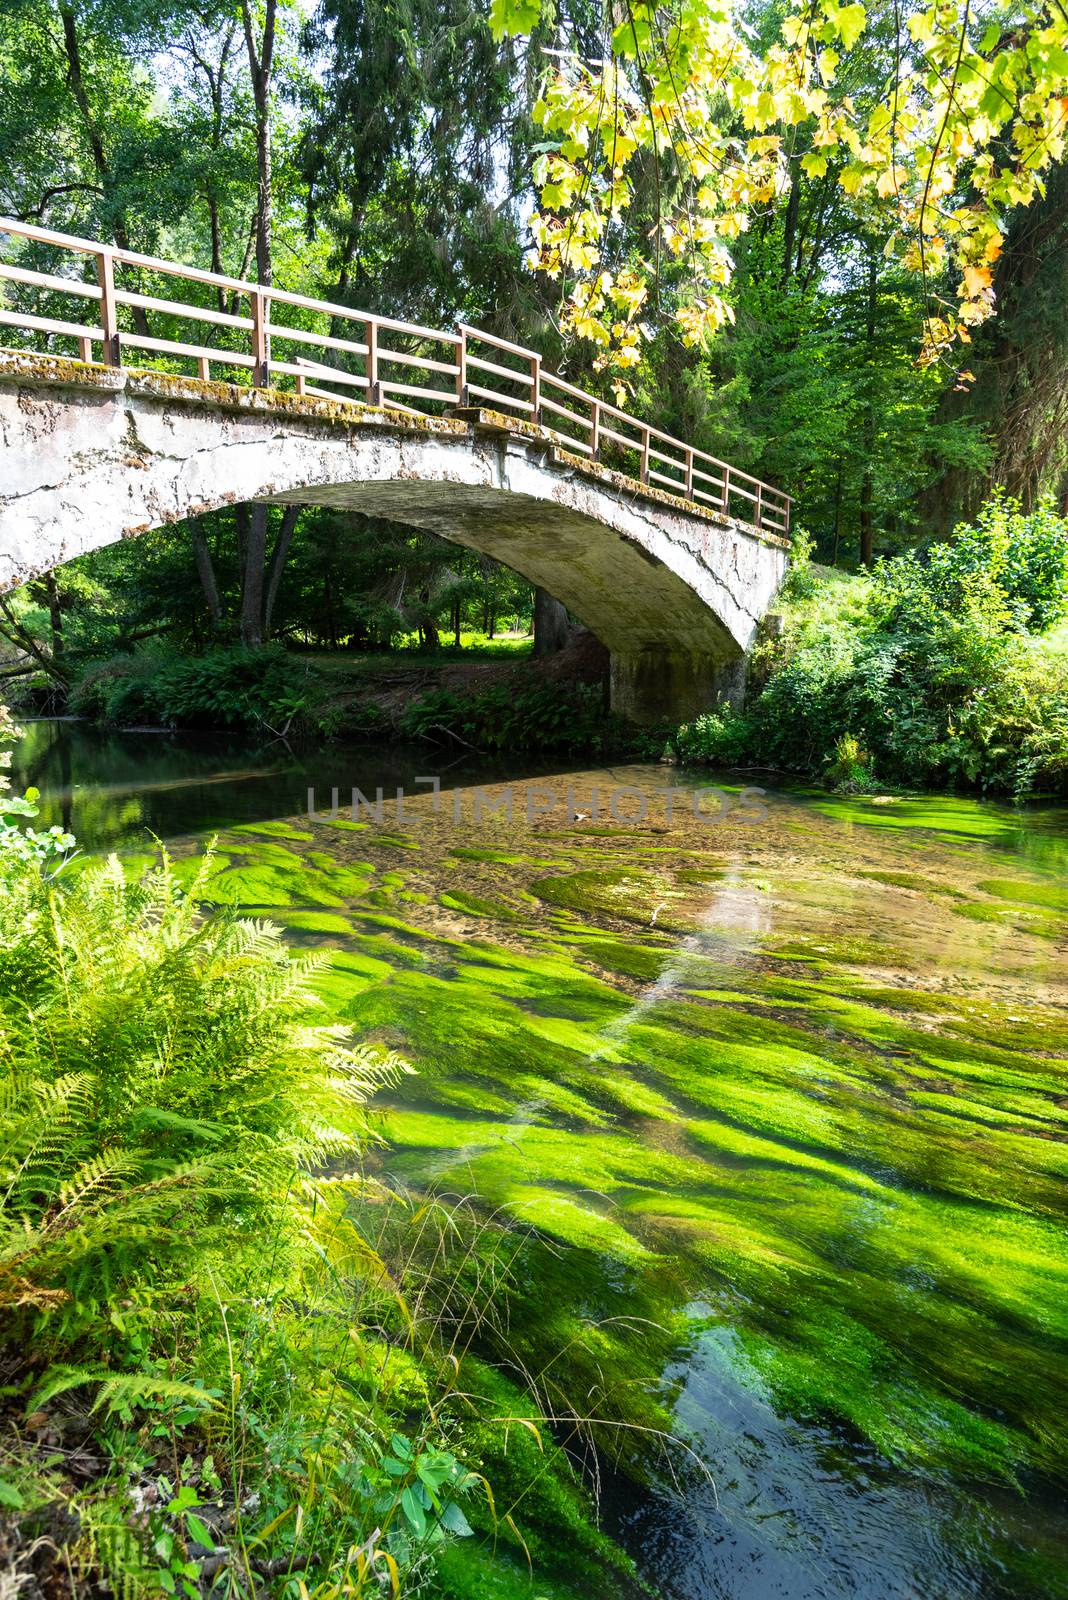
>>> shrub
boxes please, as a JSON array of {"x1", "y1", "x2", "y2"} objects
[
  {"x1": 72, "y1": 646, "x2": 326, "y2": 736},
  {"x1": 401, "y1": 679, "x2": 624, "y2": 755},
  {"x1": 780, "y1": 524, "x2": 819, "y2": 602},
  {"x1": 877, "y1": 490, "x2": 1068, "y2": 634},
  {"x1": 673, "y1": 705, "x2": 755, "y2": 764},
  {"x1": 671, "y1": 493, "x2": 1068, "y2": 797},
  {"x1": 823, "y1": 733, "x2": 878, "y2": 793}
]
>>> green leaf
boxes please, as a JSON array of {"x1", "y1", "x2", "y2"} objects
[
  {"x1": 166, "y1": 1486, "x2": 200, "y2": 1515},
  {"x1": 184, "y1": 1514, "x2": 214, "y2": 1549},
  {"x1": 440, "y1": 1501, "x2": 474, "y2": 1537},
  {"x1": 400, "y1": 1485, "x2": 426, "y2": 1535},
  {"x1": 837, "y1": 2, "x2": 867, "y2": 49},
  {"x1": 0, "y1": 1481, "x2": 24, "y2": 1510},
  {"x1": 488, "y1": 0, "x2": 541, "y2": 42}
]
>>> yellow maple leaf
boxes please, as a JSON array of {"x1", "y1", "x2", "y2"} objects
[{"x1": 962, "y1": 264, "x2": 993, "y2": 297}]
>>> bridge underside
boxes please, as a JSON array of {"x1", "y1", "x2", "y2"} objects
[
  {"x1": 0, "y1": 351, "x2": 788, "y2": 722},
  {"x1": 267, "y1": 476, "x2": 751, "y2": 720}
]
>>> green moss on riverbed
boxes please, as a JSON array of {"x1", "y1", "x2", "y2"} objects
[{"x1": 109, "y1": 776, "x2": 1068, "y2": 1593}]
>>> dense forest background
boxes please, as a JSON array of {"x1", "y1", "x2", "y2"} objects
[
  {"x1": 2, "y1": 0, "x2": 1066, "y2": 671},
  {"x1": 0, "y1": 0, "x2": 1066, "y2": 804}
]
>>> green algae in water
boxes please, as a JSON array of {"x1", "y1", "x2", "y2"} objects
[
  {"x1": 978, "y1": 877, "x2": 1068, "y2": 913},
  {"x1": 74, "y1": 745, "x2": 1068, "y2": 1597},
  {"x1": 230, "y1": 819, "x2": 315, "y2": 840},
  {"x1": 440, "y1": 889, "x2": 522, "y2": 920}
]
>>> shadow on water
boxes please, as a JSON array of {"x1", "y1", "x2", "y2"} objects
[{"x1": 8, "y1": 718, "x2": 585, "y2": 853}]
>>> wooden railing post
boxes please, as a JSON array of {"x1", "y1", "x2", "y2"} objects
[
  {"x1": 250, "y1": 289, "x2": 270, "y2": 385},
  {"x1": 685, "y1": 447, "x2": 694, "y2": 502},
  {"x1": 640, "y1": 425, "x2": 650, "y2": 485},
  {"x1": 722, "y1": 466, "x2": 731, "y2": 517},
  {"x1": 96, "y1": 251, "x2": 120, "y2": 367},
  {"x1": 531, "y1": 352, "x2": 541, "y2": 424},
  {"x1": 590, "y1": 401, "x2": 600, "y2": 461},
  {"x1": 755, "y1": 483, "x2": 763, "y2": 532},
  {"x1": 365, "y1": 318, "x2": 380, "y2": 405},
  {"x1": 455, "y1": 326, "x2": 468, "y2": 406}
]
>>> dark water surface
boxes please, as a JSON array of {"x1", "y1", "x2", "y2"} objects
[{"x1": 15, "y1": 720, "x2": 1068, "y2": 1599}]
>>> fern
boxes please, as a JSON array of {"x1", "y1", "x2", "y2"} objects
[
  {"x1": 29, "y1": 1365, "x2": 216, "y2": 1413},
  {"x1": 74, "y1": 1491, "x2": 160, "y2": 1600},
  {"x1": 0, "y1": 847, "x2": 405, "y2": 1362}
]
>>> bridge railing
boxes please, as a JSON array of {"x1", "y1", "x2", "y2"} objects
[{"x1": 0, "y1": 215, "x2": 791, "y2": 539}]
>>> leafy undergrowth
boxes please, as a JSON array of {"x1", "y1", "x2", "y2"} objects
[
  {"x1": 397, "y1": 681, "x2": 629, "y2": 755},
  {"x1": 674, "y1": 494, "x2": 1068, "y2": 798},
  {"x1": 0, "y1": 831, "x2": 639, "y2": 1599},
  {"x1": 66, "y1": 646, "x2": 627, "y2": 757}
]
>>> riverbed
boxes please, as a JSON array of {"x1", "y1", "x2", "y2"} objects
[{"x1": 14, "y1": 720, "x2": 1068, "y2": 1599}]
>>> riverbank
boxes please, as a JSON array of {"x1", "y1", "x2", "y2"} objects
[{"x1": 7, "y1": 492, "x2": 1068, "y2": 798}]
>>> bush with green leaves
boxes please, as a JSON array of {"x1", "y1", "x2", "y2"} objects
[
  {"x1": 673, "y1": 705, "x2": 755, "y2": 765},
  {"x1": 878, "y1": 490, "x2": 1068, "y2": 633},
  {"x1": 672, "y1": 494, "x2": 1068, "y2": 797},
  {"x1": 780, "y1": 525, "x2": 819, "y2": 602},
  {"x1": 71, "y1": 646, "x2": 325, "y2": 736},
  {"x1": 400, "y1": 679, "x2": 624, "y2": 755}
]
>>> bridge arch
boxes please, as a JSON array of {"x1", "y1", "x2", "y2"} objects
[{"x1": 0, "y1": 351, "x2": 788, "y2": 721}]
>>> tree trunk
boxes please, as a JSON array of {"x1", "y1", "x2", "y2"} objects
[
  {"x1": 58, "y1": 4, "x2": 151, "y2": 336},
  {"x1": 859, "y1": 471, "x2": 874, "y2": 568},
  {"x1": 44, "y1": 572, "x2": 64, "y2": 662},
  {"x1": 263, "y1": 505, "x2": 299, "y2": 638},
  {"x1": 240, "y1": 506, "x2": 269, "y2": 646},
  {"x1": 533, "y1": 587, "x2": 570, "y2": 656},
  {"x1": 860, "y1": 248, "x2": 878, "y2": 568},
  {"x1": 832, "y1": 460, "x2": 843, "y2": 567},
  {"x1": 241, "y1": 0, "x2": 277, "y2": 288},
  {"x1": 192, "y1": 520, "x2": 224, "y2": 628},
  {"x1": 452, "y1": 597, "x2": 461, "y2": 648},
  {"x1": 781, "y1": 159, "x2": 801, "y2": 285}
]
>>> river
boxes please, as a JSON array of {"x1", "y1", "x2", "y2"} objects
[{"x1": 13, "y1": 719, "x2": 1068, "y2": 1600}]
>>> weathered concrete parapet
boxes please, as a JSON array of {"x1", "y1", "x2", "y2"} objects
[{"x1": 0, "y1": 350, "x2": 788, "y2": 722}]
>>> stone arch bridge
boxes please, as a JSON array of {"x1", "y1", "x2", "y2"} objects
[
  {"x1": 0, "y1": 217, "x2": 790, "y2": 722},
  {"x1": 0, "y1": 351, "x2": 787, "y2": 722}
]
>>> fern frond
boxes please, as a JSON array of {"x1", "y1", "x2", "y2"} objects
[{"x1": 29, "y1": 1364, "x2": 219, "y2": 1412}]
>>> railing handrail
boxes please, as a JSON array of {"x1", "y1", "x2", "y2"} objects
[{"x1": 0, "y1": 213, "x2": 792, "y2": 535}]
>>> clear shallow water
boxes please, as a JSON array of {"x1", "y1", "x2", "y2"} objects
[{"x1": 14, "y1": 720, "x2": 1068, "y2": 1599}]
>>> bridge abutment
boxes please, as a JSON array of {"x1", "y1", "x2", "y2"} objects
[{"x1": 609, "y1": 649, "x2": 747, "y2": 725}]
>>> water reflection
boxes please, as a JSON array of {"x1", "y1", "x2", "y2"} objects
[{"x1": 8, "y1": 719, "x2": 586, "y2": 853}]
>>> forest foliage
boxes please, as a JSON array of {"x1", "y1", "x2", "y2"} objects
[
  {"x1": 0, "y1": 0, "x2": 1067, "y2": 777},
  {"x1": 675, "y1": 493, "x2": 1068, "y2": 795}
]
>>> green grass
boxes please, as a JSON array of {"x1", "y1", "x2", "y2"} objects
[{"x1": 296, "y1": 633, "x2": 534, "y2": 673}]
